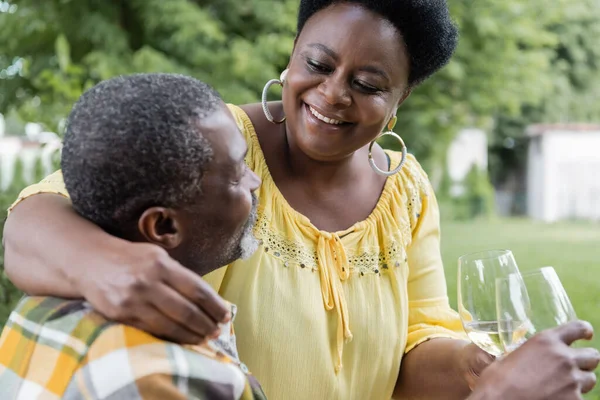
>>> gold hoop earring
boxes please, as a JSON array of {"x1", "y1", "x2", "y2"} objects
[
  {"x1": 261, "y1": 69, "x2": 288, "y2": 124},
  {"x1": 368, "y1": 116, "x2": 407, "y2": 176}
]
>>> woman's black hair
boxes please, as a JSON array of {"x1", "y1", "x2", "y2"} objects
[{"x1": 297, "y1": 0, "x2": 459, "y2": 86}]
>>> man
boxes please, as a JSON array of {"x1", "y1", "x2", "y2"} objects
[{"x1": 0, "y1": 73, "x2": 264, "y2": 399}]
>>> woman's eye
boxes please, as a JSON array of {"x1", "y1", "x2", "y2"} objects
[
  {"x1": 307, "y1": 59, "x2": 332, "y2": 74},
  {"x1": 355, "y1": 80, "x2": 381, "y2": 94}
]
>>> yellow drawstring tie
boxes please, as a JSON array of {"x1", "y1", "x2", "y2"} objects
[{"x1": 316, "y1": 232, "x2": 352, "y2": 373}]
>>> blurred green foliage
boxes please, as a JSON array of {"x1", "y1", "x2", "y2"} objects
[
  {"x1": 0, "y1": 0, "x2": 599, "y2": 173},
  {"x1": 438, "y1": 165, "x2": 496, "y2": 221}
]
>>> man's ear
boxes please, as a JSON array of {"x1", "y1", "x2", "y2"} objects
[{"x1": 137, "y1": 207, "x2": 183, "y2": 249}]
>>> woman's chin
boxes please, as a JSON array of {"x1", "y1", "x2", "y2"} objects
[{"x1": 294, "y1": 137, "x2": 353, "y2": 162}]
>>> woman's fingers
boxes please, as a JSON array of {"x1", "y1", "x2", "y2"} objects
[
  {"x1": 151, "y1": 283, "x2": 222, "y2": 341},
  {"x1": 130, "y1": 305, "x2": 204, "y2": 344},
  {"x1": 161, "y1": 258, "x2": 231, "y2": 324}
]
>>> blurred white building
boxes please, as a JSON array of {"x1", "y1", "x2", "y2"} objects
[
  {"x1": 446, "y1": 128, "x2": 488, "y2": 196},
  {"x1": 527, "y1": 124, "x2": 600, "y2": 222}
]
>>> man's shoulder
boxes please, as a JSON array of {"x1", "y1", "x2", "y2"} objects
[
  {"x1": 67, "y1": 324, "x2": 264, "y2": 399},
  {"x1": 1, "y1": 296, "x2": 266, "y2": 399},
  {"x1": 2, "y1": 296, "x2": 115, "y2": 356},
  {"x1": 0, "y1": 296, "x2": 117, "y2": 398}
]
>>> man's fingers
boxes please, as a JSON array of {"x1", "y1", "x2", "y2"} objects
[
  {"x1": 574, "y1": 347, "x2": 600, "y2": 372},
  {"x1": 578, "y1": 370, "x2": 598, "y2": 394},
  {"x1": 555, "y1": 320, "x2": 594, "y2": 345}
]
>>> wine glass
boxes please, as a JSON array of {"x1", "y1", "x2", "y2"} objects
[
  {"x1": 495, "y1": 266, "x2": 577, "y2": 353},
  {"x1": 457, "y1": 249, "x2": 522, "y2": 357}
]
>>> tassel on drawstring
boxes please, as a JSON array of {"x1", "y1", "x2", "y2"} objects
[{"x1": 316, "y1": 233, "x2": 353, "y2": 373}]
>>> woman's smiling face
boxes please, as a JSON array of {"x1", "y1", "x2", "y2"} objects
[{"x1": 282, "y1": 2, "x2": 411, "y2": 162}]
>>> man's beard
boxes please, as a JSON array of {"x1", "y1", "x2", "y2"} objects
[
  {"x1": 215, "y1": 193, "x2": 260, "y2": 266},
  {"x1": 235, "y1": 194, "x2": 260, "y2": 260}
]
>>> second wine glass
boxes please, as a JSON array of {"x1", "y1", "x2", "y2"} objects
[{"x1": 496, "y1": 266, "x2": 577, "y2": 353}]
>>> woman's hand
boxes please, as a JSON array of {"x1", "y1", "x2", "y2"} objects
[
  {"x1": 76, "y1": 241, "x2": 231, "y2": 344},
  {"x1": 455, "y1": 342, "x2": 496, "y2": 391}
]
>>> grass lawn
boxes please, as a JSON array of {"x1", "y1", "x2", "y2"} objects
[{"x1": 440, "y1": 217, "x2": 600, "y2": 399}]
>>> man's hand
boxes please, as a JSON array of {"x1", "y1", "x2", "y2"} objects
[{"x1": 470, "y1": 321, "x2": 600, "y2": 400}]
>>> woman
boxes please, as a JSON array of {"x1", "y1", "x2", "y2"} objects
[{"x1": 4, "y1": 1, "x2": 493, "y2": 399}]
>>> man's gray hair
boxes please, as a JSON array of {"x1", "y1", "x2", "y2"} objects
[{"x1": 61, "y1": 73, "x2": 221, "y2": 235}]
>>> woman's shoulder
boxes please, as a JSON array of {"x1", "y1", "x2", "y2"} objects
[
  {"x1": 381, "y1": 150, "x2": 435, "y2": 231},
  {"x1": 226, "y1": 103, "x2": 265, "y2": 171},
  {"x1": 226, "y1": 103, "x2": 277, "y2": 139},
  {"x1": 386, "y1": 150, "x2": 432, "y2": 195},
  {"x1": 227, "y1": 103, "x2": 288, "y2": 181},
  {"x1": 226, "y1": 104, "x2": 256, "y2": 138}
]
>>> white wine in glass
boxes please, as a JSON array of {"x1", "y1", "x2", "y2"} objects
[
  {"x1": 462, "y1": 321, "x2": 504, "y2": 356},
  {"x1": 457, "y1": 249, "x2": 522, "y2": 357},
  {"x1": 496, "y1": 266, "x2": 577, "y2": 352}
]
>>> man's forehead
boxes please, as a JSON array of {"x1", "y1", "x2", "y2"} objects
[{"x1": 197, "y1": 107, "x2": 246, "y2": 164}]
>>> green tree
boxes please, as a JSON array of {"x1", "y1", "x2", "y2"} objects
[{"x1": 0, "y1": 0, "x2": 296, "y2": 133}]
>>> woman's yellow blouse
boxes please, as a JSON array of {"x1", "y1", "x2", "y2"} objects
[{"x1": 9, "y1": 104, "x2": 467, "y2": 400}]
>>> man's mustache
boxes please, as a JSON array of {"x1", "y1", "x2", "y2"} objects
[{"x1": 245, "y1": 193, "x2": 258, "y2": 230}]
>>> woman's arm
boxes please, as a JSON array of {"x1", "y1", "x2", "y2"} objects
[
  {"x1": 394, "y1": 338, "x2": 473, "y2": 400},
  {"x1": 393, "y1": 161, "x2": 493, "y2": 399},
  {"x1": 4, "y1": 194, "x2": 107, "y2": 297},
  {"x1": 3, "y1": 180, "x2": 230, "y2": 344},
  {"x1": 395, "y1": 338, "x2": 494, "y2": 399}
]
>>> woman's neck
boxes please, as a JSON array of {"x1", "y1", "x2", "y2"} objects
[{"x1": 282, "y1": 125, "x2": 368, "y2": 188}]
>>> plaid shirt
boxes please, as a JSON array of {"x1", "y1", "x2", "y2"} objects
[{"x1": 0, "y1": 296, "x2": 267, "y2": 400}]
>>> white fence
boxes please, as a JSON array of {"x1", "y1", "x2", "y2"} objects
[{"x1": 0, "y1": 136, "x2": 62, "y2": 191}]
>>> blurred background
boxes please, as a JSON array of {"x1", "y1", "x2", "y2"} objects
[{"x1": 0, "y1": 0, "x2": 599, "y2": 395}]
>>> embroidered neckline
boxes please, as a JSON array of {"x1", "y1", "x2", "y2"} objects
[{"x1": 255, "y1": 211, "x2": 409, "y2": 276}]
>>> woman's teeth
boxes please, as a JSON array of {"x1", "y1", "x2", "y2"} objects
[{"x1": 308, "y1": 105, "x2": 344, "y2": 125}]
